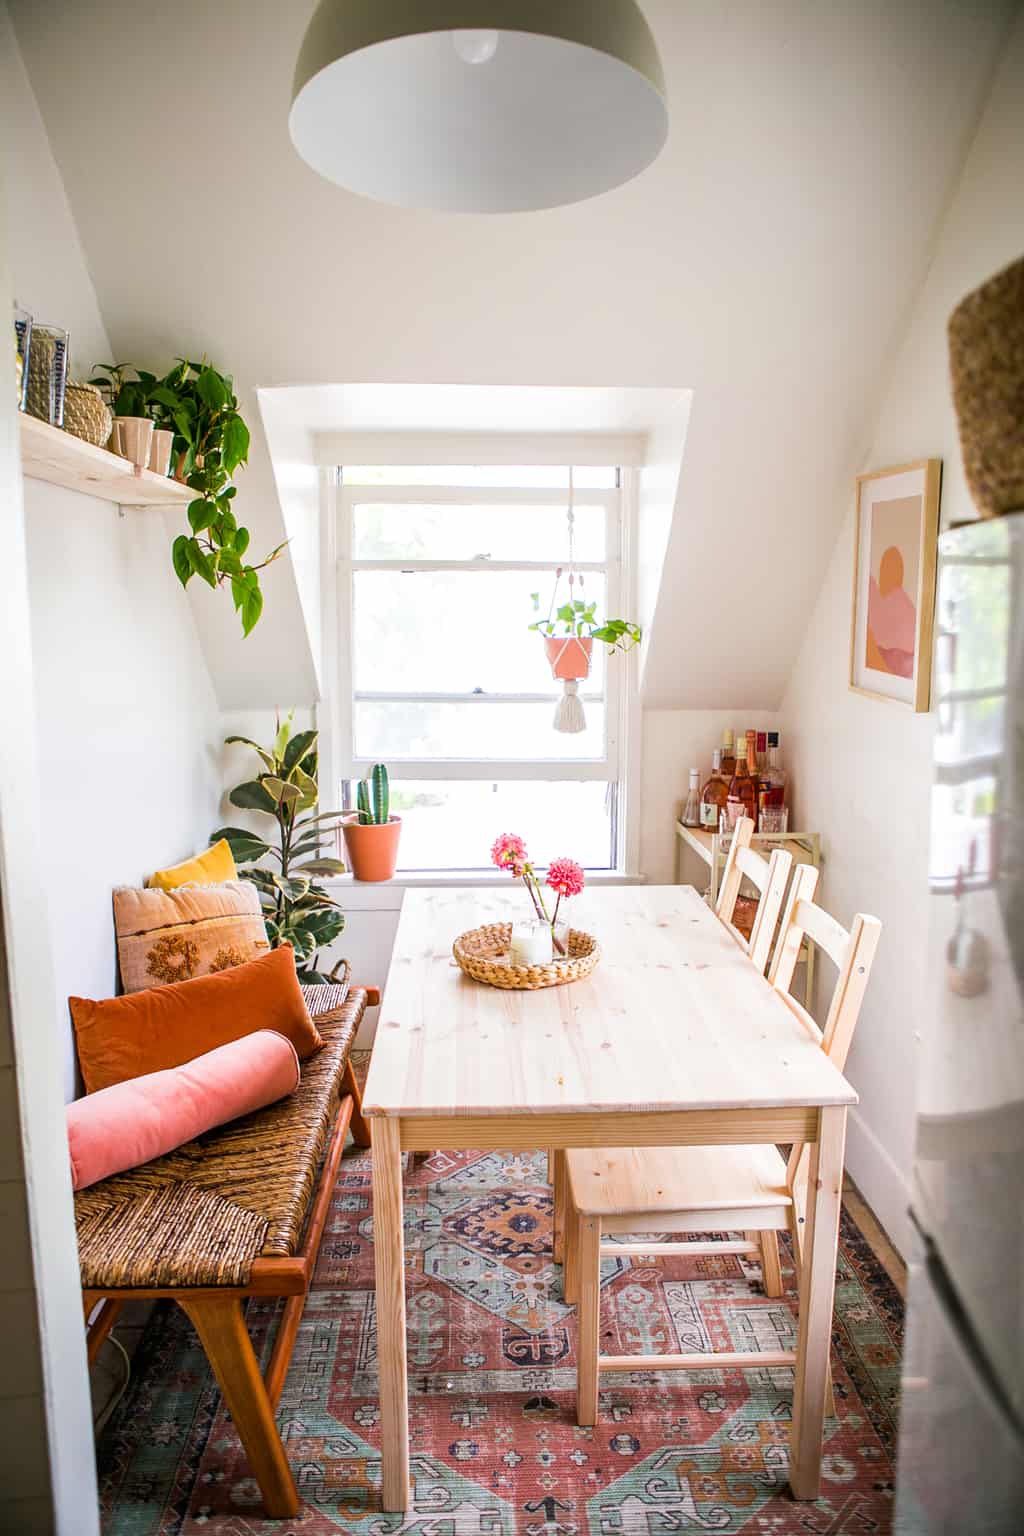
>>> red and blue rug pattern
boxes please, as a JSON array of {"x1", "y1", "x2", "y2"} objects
[{"x1": 97, "y1": 1147, "x2": 902, "y2": 1534}]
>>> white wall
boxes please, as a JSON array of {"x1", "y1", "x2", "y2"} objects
[
  {"x1": 2, "y1": 6, "x2": 223, "y2": 1100},
  {"x1": 779, "y1": 10, "x2": 1024, "y2": 1257}
]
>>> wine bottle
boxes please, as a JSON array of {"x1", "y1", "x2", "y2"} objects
[
  {"x1": 699, "y1": 749, "x2": 729, "y2": 831},
  {"x1": 682, "y1": 768, "x2": 702, "y2": 828},
  {"x1": 720, "y1": 728, "x2": 736, "y2": 780},
  {"x1": 726, "y1": 742, "x2": 758, "y2": 831}
]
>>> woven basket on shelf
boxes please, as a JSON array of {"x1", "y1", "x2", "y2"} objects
[
  {"x1": 63, "y1": 381, "x2": 112, "y2": 447},
  {"x1": 453, "y1": 922, "x2": 600, "y2": 990}
]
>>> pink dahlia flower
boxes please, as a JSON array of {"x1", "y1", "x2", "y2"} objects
[
  {"x1": 491, "y1": 832, "x2": 528, "y2": 876},
  {"x1": 546, "y1": 857, "x2": 585, "y2": 899}
]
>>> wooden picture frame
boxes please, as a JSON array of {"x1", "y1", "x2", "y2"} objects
[{"x1": 849, "y1": 459, "x2": 942, "y2": 712}]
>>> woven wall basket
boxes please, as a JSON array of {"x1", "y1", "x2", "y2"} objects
[
  {"x1": 64, "y1": 381, "x2": 112, "y2": 448},
  {"x1": 948, "y1": 253, "x2": 1024, "y2": 519},
  {"x1": 453, "y1": 922, "x2": 600, "y2": 990}
]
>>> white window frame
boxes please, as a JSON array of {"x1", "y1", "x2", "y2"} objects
[{"x1": 329, "y1": 453, "x2": 640, "y2": 873}]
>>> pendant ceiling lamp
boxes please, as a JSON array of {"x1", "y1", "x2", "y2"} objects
[{"x1": 289, "y1": 1, "x2": 668, "y2": 213}]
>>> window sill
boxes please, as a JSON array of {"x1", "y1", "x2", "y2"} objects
[{"x1": 321, "y1": 868, "x2": 645, "y2": 909}]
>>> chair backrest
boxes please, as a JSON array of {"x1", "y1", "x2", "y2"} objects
[
  {"x1": 716, "y1": 817, "x2": 793, "y2": 974},
  {"x1": 767, "y1": 863, "x2": 882, "y2": 1200},
  {"x1": 767, "y1": 862, "x2": 882, "y2": 1075}
]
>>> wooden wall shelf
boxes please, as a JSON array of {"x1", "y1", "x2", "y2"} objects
[{"x1": 19, "y1": 413, "x2": 192, "y2": 508}]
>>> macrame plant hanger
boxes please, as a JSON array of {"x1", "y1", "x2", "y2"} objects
[{"x1": 545, "y1": 467, "x2": 588, "y2": 734}]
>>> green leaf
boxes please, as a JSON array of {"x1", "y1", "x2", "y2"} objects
[
  {"x1": 272, "y1": 873, "x2": 311, "y2": 900},
  {"x1": 222, "y1": 414, "x2": 250, "y2": 474},
  {"x1": 291, "y1": 765, "x2": 319, "y2": 811},
  {"x1": 264, "y1": 775, "x2": 302, "y2": 806},
  {"x1": 240, "y1": 580, "x2": 263, "y2": 636},
  {"x1": 188, "y1": 498, "x2": 216, "y2": 534},
  {"x1": 188, "y1": 542, "x2": 217, "y2": 588},
  {"x1": 229, "y1": 778, "x2": 278, "y2": 814},
  {"x1": 295, "y1": 908, "x2": 345, "y2": 945},
  {"x1": 294, "y1": 858, "x2": 348, "y2": 876},
  {"x1": 172, "y1": 409, "x2": 194, "y2": 445},
  {"x1": 171, "y1": 535, "x2": 192, "y2": 587},
  {"x1": 282, "y1": 729, "x2": 318, "y2": 775},
  {"x1": 224, "y1": 736, "x2": 277, "y2": 772},
  {"x1": 197, "y1": 366, "x2": 228, "y2": 412},
  {"x1": 210, "y1": 826, "x2": 273, "y2": 863}
]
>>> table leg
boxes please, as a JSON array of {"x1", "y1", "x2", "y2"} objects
[
  {"x1": 790, "y1": 1105, "x2": 846, "y2": 1499},
  {"x1": 372, "y1": 1116, "x2": 410, "y2": 1512}
]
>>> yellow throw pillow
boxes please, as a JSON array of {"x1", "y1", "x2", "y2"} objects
[{"x1": 147, "y1": 838, "x2": 237, "y2": 892}]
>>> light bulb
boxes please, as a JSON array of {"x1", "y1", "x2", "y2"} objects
[{"x1": 452, "y1": 29, "x2": 500, "y2": 65}]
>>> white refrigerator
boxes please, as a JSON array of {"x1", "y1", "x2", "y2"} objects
[{"x1": 895, "y1": 512, "x2": 1024, "y2": 1532}]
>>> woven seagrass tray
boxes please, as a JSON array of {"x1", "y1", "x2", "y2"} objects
[{"x1": 453, "y1": 921, "x2": 600, "y2": 990}]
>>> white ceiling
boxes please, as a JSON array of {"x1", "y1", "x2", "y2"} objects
[{"x1": 10, "y1": 0, "x2": 1016, "y2": 708}]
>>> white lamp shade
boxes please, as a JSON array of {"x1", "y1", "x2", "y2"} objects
[{"x1": 290, "y1": 1, "x2": 668, "y2": 213}]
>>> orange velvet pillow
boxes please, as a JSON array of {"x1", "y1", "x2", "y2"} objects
[{"x1": 70, "y1": 944, "x2": 322, "y2": 1094}]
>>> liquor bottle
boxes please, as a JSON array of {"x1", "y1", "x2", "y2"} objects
[
  {"x1": 758, "y1": 730, "x2": 788, "y2": 816},
  {"x1": 720, "y1": 728, "x2": 736, "y2": 780},
  {"x1": 681, "y1": 768, "x2": 702, "y2": 828},
  {"x1": 699, "y1": 749, "x2": 729, "y2": 831},
  {"x1": 756, "y1": 731, "x2": 768, "y2": 775},
  {"x1": 726, "y1": 742, "x2": 758, "y2": 831}
]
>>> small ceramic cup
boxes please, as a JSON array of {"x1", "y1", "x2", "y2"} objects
[
  {"x1": 148, "y1": 427, "x2": 174, "y2": 477},
  {"x1": 117, "y1": 416, "x2": 154, "y2": 475}
]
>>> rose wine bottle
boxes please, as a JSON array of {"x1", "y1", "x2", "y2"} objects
[
  {"x1": 726, "y1": 740, "x2": 758, "y2": 830},
  {"x1": 720, "y1": 728, "x2": 736, "y2": 780},
  {"x1": 758, "y1": 730, "x2": 788, "y2": 816},
  {"x1": 700, "y1": 749, "x2": 729, "y2": 831}
]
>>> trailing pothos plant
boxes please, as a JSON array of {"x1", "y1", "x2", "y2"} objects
[
  {"x1": 529, "y1": 594, "x2": 641, "y2": 655},
  {"x1": 90, "y1": 358, "x2": 286, "y2": 636},
  {"x1": 212, "y1": 715, "x2": 348, "y2": 984}
]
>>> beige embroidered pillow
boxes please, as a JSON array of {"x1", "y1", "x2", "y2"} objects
[{"x1": 114, "y1": 881, "x2": 270, "y2": 994}]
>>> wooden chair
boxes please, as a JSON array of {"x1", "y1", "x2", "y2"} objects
[
  {"x1": 564, "y1": 864, "x2": 881, "y2": 1428},
  {"x1": 550, "y1": 820, "x2": 791, "y2": 1257},
  {"x1": 716, "y1": 816, "x2": 793, "y2": 974}
]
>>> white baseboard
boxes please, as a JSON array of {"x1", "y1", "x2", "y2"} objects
[{"x1": 845, "y1": 1109, "x2": 912, "y2": 1260}]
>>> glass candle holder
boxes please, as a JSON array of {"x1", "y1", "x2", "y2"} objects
[{"x1": 509, "y1": 920, "x2": 553, "y2": 969}]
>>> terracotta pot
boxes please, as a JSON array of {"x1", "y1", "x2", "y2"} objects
[
  {"x1": 148, "y1": 427, "x2": 174, "y2": 476},
  {"x1": 342, "y1": 815, "x2": 402, "y2": 882},
  {"x1": 544, "y1": 633, "x2": 593, "y2": 682}
]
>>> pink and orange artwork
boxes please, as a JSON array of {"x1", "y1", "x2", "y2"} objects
[
  {"x1": 865, "y1": 495, "x2": 921, "y2": 679},
  {"x1": 851, "y1": 461, "x2": 941, "y2": 712}
]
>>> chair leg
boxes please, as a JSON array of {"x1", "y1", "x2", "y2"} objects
[
  {"x1": 576, "y1": 1213, "x2": 601, "y2": 1427},
  {"x1": 552, "y1": 1150, "x2": 568, "y2": 1263},
  {"x1": 563, "y1": 1185, "x2": 579, "y2": 1305},
  {"x1": 759, "y1": 1231, "x2": 784, "y2": 1298},
  {"x1": 180, "y1": 1295, "x2": 298, "y2": 1518},
  {"x1": 342, "y1": 1057, "x2": 371, "y2": 1148}
]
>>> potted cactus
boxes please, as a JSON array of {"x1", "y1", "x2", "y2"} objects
[{"x1": 342, "y1": 764, "x2": 403, "y2": 882}]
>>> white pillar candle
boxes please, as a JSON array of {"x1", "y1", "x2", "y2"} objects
[{"x1": 509, "y1": 920, "x2": 552, "y2": 968}]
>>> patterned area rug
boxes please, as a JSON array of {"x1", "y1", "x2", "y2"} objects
[{"x1": 97, "y1": 1147, "x2": 902, "y2": 1534}]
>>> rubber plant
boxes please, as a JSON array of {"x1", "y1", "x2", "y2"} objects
[
  {"x1": 212, "y1": 714, "x2": 348, "y2": 984},
  {"x1": 90, "y1": 358, "x2": 286, "y2": 635}
]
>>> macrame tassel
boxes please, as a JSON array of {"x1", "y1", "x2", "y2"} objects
[{"x1": 553, "y1": 680, "x2": 586, "y2": 734}]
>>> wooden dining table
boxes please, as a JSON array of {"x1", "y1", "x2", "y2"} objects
[{"x1": 362, "y1": 885, "x2": 857, "y2": 1513}]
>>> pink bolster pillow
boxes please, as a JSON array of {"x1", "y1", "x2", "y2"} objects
[{"x1": 66, "y1": 1028, "x2": 300, "y2": 1191}]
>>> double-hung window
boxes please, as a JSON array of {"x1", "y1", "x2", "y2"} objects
[{"x1": 335, "y1": 462, "x2": 635, "y2": 873}]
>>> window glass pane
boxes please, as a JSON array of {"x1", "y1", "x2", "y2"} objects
[
  {"x1": 352, "y1": 501, "x2": 605, "y2": 562},
  {"x1": 380, "y1": 780, "x2": 615, "y2": 870},
  {"x1": 343, "y1": 464, "x2": 617, "y2": 488},
  {"x1": 353, "y1": 570, "x2": 607, "y2": 694},
  {"x1": 355, "y1": 700, "x2": 606, "y2": 762}
]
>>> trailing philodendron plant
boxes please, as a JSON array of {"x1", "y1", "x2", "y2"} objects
[
  {"x1": 212, "y1": 714, "x2": 348, "y2": 984},
  {"x1": 90, "y1": 358, "x2": 286, "y2": 636},
  {"x1": 356, "y1": 763, "x2": 391, "y2": 824}
]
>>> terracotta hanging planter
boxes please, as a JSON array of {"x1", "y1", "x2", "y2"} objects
[{"x1": 544, "y1": 634, "x2": 592, "y2": 682}]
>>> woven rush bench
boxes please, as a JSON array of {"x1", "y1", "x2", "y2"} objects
[{"x1": 78, "y1": 982, "x2": 376, "y2": 1518}]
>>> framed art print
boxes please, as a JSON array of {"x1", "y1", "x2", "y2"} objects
[{"x1": 850, "y1": 459, "x2": 942, "y2": 711}]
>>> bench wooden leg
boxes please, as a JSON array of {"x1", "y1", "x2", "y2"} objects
[
  {"x1": 343, "y1": 1057, "x2": 371, "y2": 1148},
  {"x1": 552, "y1": 1149, "x2": 567, "y2": 1263},
  {"x1": 576, "y1": 1213, "x2": 601, "y2": 1426},
  {"x1": 758, "y1": 1231, "x2": 784, "y2": 1298},
  {"x1": 180, "y1": 1295, "x2": 299, "y2": 1518}
]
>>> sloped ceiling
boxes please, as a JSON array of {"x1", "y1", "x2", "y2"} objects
[{"x1": 10, "y1": 0, "x2": 1015, "y2": 708}]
